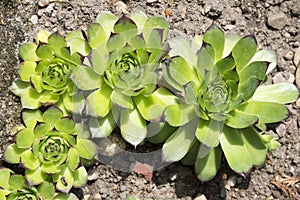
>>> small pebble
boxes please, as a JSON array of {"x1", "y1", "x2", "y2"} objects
[
  {"x1": 194, "y1": 194, "x2": 207, "y2": 200},
  {"x1": 275, "y1": 123, "x2": 286, "y2": 137},
  {"x1": 88, "y1": 171, "x2": 99, "y2": 181},
  {"x1": 293, "y1": 47, "x2": 300, "y2": 66},
  {"x1": 295, "y1": 62, "x2": 300, "y2": 88},
  {"x1": 284, "y1": 50, "x2": 294, "y2": 60},
  {"x1": 267, "y1": 10, "x2": 288, "y2": 30},
  {"x1": 29, "y1": 15, "x2": 38, "y2": 24},
  {"x1": 115, "y1": 1, "x2": 128, "y2": 14},
  {"x1": 38, "y1": 0, "x2": 50, "y2": 7},
  {"x1": 227, "y1": 175, "x2": 237, "y2": 187},
  {"x1": 295, "y1": 98, "x2": 300, "y2": 109}
]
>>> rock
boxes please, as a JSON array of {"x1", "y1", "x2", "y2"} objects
[
  {"x1": 293, "y1": 47, "x2": 300, "y2": 66},
  {"x1": 88, "y1": 171, "x2": 99, "y2": 181},
  {"x1": 147, "y1": 0, "x2": 158, "y2": 2},
  {"x1": 227, "y1": 175, "x2": 237, "y2": 187},
  {"x1": 295, "y1": 98, "x2": 300, "y2": 109},
  {"x1": 284, "y1": 50, "x2": 294, "y2": 61},
  {"x1": 115, "y1": 1, "x2": 128, "y2": 14},
  {"x1": 295, "y1": 61, "x2": 300, "y2": 88},
  {"x1": 275, "y1": 123, "x2": 286, "y2": 137},
  {"x1": 267, "y1": 10, "x2": 288, "y2": 30},
  {"x1": 272, "y1": 72, "x2": 295, "y2": 84},
  {"x1": 194, "y1": 194, "x2": 207, "y2": 200},
  {"x1": 29, "y1": 15, "x2": 38, "y2": 24},
  {"x1": 93, "y1": 193, "x2": 102, "y2": 200},
  {"x1": 38, "y1": 0, "x2": 50, "y2": 7}
]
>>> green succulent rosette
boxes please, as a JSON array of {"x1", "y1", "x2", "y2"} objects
[
  {"x1": 4, "y1": 106, "x2": 96, "y2": 192},
  {"x1": 71, "y1": 11, "x2": 176, "y2": 146},
  {"x1": 10, "y1": 30, "x2": 89, "y2": 114},
  {"x1": 161, "y1": 24, "x2": 299, "y2": 181},
  {"x1": 0, "y1": 168, "x2": 78, "y2": 200}
]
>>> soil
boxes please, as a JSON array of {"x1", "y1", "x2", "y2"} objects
[{"x1": 0, "y1": 0, "x2": 300, "y2": 199}]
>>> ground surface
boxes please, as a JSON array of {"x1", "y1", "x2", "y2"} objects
[{"x1": 0, "y1": 0, "x2": 300, "y2": 199}]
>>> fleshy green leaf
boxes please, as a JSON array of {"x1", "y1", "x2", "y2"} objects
[
  {"x1": 232, "y1": 36, "x2": 257, "y2": 71},
  {"x1": 203, "y1": 24, "x2": 225, "y2": 61},
  {"x1": 0, "y1": 168, "x2": 13, "y2": 190},
  {"x1": 73, "y1": 166, "x2": 87, "y2": 187},
  {"x1": 169, "y1": 56, "x2": 199, "y2": 85},
  {"x1": 53, "y1": 193, "x2": 79, "y2": 200},
  {"x1": 4, "y1": 144, "x2": 26, "y2": 164},
  {"x1": 164, "y1": 103, "x2": 197, "y2": 127},
  {"x1": 110, "y1": 90, "x2": 133, "y2": 109},
  {"x1": 220, "y1": 126, "x2": 252, "y2": 174},
  {"x1": 33, "y1": 122, "x2": 52, "y2": 137},
  {"x1": 9, "y1": 175, "x2": 26, "y2": 190},
  {"x1": 71, "y1": 66, "x2": 102, "y2": 90},
  {"x1": 89, "y1": 113, "x2": 116, "y2": 138},
  {"x1": 62, "y1": 93, "x2": 85, "y2": 114},
  {"x1": 55, "y1": 117, "x2": 75, "y2": 133},
  {"x1": 135, "y1": 87, "x2": 177, "y2": 121},
  {"x1": 88, "y1": 23, "x2": 108, "y2": 49},
  {"x1": 250, "y1": 50, "x2": 277, "y2": 74},
  {"x1": 114, "y1": 15, "x2": 138, "y2": 40},
  {"x1": 241, "y1": 127, "x2": 267, "y2": 166},
  {"x1": 196, "y1": 119, "x2": 223, "y2": 147},
  {"x1": 40, "y1": 91, "x2": 60, "y2": 105},
  {"x1": 47, "y1": 33, "x2": 67, "y2": 54},
  {"x1": 68, "y1": 38, "x2": 91, "y2": 56},
  {"x1": 16, "y1": 129, "x2": 34, "y2": 148},
  {"x1": 89, "y1": 49, "x2": 107, "y2": 75},
  {"x1": 130, "y1": 11, "x2": 148, "y2": 33},
  {"x1": 120, "y1": 108, "x2": 147, "y2": 146},
  {"x1": 18, "y1": 61, "x2": 36, "y2": 81},
  {"x1": 38, "y1": 182, "x2": 55, "y2": 200},
  {"x1": 74, "y1": 139, "x2": 96, "y2": 160},
  {"x1": 238, "y1": 100, "x2": 288, "y2": 123},
  {"x1": 36, "y1": 44, "x2": 54, "y2": 59},
  {"x1": 25, "y1": 168, "x2": 47, "y2": 185},
  {"x1": 9, "y1": 79, "x2": 30, "y2": 96},
  {"x1": 106, "y1": 34, "x2": 126, "y2": 52},
  {"x1": 168, "y1": 36, "x2": 198, "y2": 66},
  {"x1": 21, "y1": 88, "x2": 42, "y2": 109},
  {"x1": 252, "y1": 83, "x2": 299, "y2": 104},
  {"x1": 162, "y1": 118, "x2": 199, "y2": 162},
  {"x1": 19, "y1": 43, "x2": 39, "y2": 61},
  {"x1": 197, "y1": 44, "x2": 215, "y2": 71},
  {"x1": 21, "y1": 150, "x2": 40, "y2": 170},
  {"x1": 95, "y1": 11, "x2": 118, "y2": 38},
  {"x1": 36, "y1": 29, "x2": 51, "y2": 43},
  {"x1": 225, "y1": 109, "x2": 258, "y2": 128},
  {"x1": 195, "y1": 146, "x2": 222, "y2": 181},
  {"x1": 147, "y1": 122, "x2": 176, "y2": 144},
  {"x1": 55, "y1": 167, "x2": 74, "y2": 193},
  {"x1": 22, "y1": 109, "x2": 43, "y2": 129},
  {"x1": 43, "y1": 106, "x2": 64, "y2": 127},
  {"x1": 86, "y1": 85, "x2": 112, "y2": 117},
  {"x1": 143, "y1": 16, "x2": 168, "y2": 42},
  {"x1": 66, "y1": 148, "x2": 80, "y2": 171}
]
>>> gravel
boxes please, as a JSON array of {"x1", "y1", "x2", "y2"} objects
[{"x1": 0, "y1": 0, "x2": 299, "y2": 199}]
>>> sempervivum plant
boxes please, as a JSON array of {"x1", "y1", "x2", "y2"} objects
[
  {"x1": 4, "y1": 106, "x2": 96, "y2": 192},
  {"x1": 161, "y1": 25, "x2": 299, "y2": 181},
  {"x1": 0, "y1": 168, "x2": 78, "y2": 200},
  {"x1": 10, "y1": 30, "x2": 89, "y2": 113},
  {"x1": 71, "y1": 11, "x2": 176, "y2": 146}
]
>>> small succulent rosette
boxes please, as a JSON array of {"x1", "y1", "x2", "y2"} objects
[
  {"x1": 161, "y1": 25, "x2": 299, "y2": 181},
  {"x1": 71, "y1": 11, "x2": 176, "y2": 146},
  {"x1": 10, "y1": 30, "x2": 90, "y2": 114},
  {"x1": 4, "y1": 106, "x2": 96, "y2": 192},
  {"x1": 0, "y1": 168, "x2": 78, "y2": 200}
]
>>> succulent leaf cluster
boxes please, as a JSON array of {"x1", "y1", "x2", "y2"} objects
[
  {"x1": 71, "y1": 11, "x2": 174, "y2": 146},
  {"x1": 4, "y1": 11, "x2": 299, "y2": 199},
  {"x1": 4, "y1": 106, "x2": 96, "y2": 192},
  {"x1": 161, "y1": 25, "x2": 299, "y2": 180},
  {"x1": 0, "y1": 168, "x2": 78, "y2": 200}
]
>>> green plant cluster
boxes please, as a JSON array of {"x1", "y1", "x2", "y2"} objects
[{"x1": 3, "y1": 11, "x2": 299, "y2": 199}]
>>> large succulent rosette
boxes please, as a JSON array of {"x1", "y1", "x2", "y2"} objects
[
  {"x1": 161, "y1": 25, "x2": 299, "y2": 181},
  {"x1": 72, "y1": 11, "x2": 176, "y2": 146},
  {"x1": 4, "y1": 106, "x2": 96, "y2": 192},
  {"x1": 10, "y1": 30, "x2": 90, "y2": 114}
]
